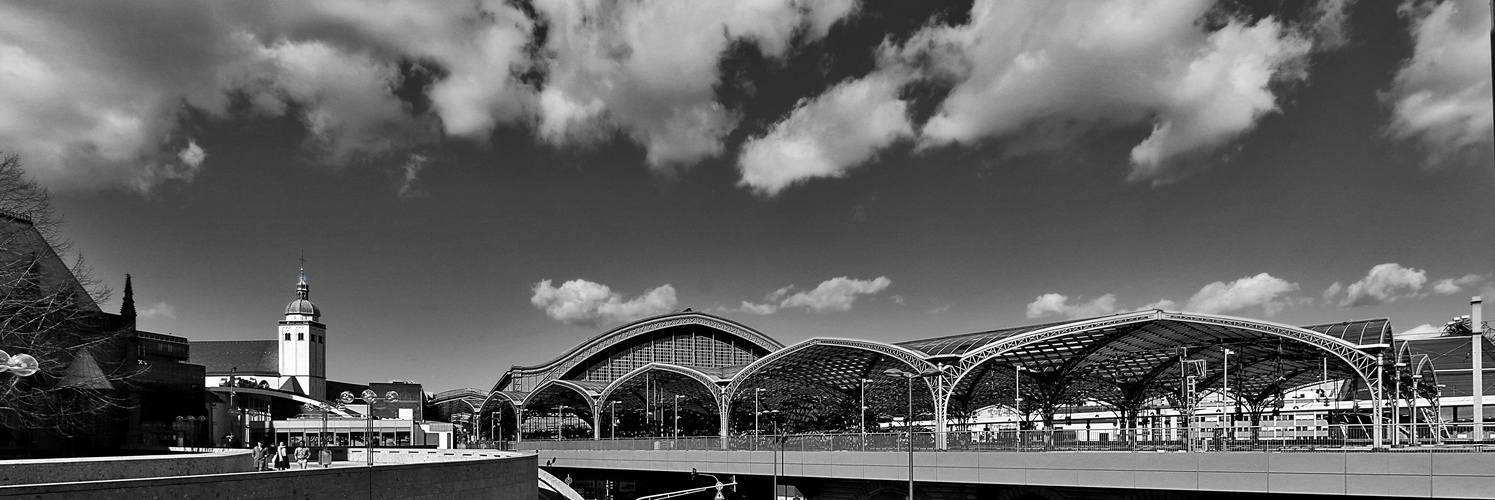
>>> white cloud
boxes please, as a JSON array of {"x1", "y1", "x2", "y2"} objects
[
  {"x1": 1432, "y1": 274, "x2": 1484, "y2": 295},
  {"x1": 1386, "y1": 0, "x2": 1493, "y2": 168},
  {"x1": 1401, "y1": 323, "x2": 1443, "y2": 336},
  {"x1": 138, "y1": 301, "x2": 176, "y2": 320},
  {"x1": 1321, "y1": 282, "x2": 1343, "y2": 303},
  {"x1": 778, "y1": 276, "x2": 891, "y2": 313},
  {"x1": 1138, "y1": 299, "x2": 1180, "y2": 311},
  {"x1": 533, "y1": 0, "x2": 857, "y2": 170},
  {"x1": 1183, "y1": 272, "x2": 1299, "y2": 316},
  {"x1": 1339, "y1": 263, "x2": 1427, "y2": 307},
  {"x1": 397, "y1": 153, "x2": 429, "y2": 199},
  {"x1": 1025, "y1": 293, "x2": 1118, "y2": 319},
  {"x1": 738, "y1": 72, "x2": 913, "y2": 195},
  {"x1": 0, "y1": 1, "x2": 517, "y2": 193},
  {"x1": 530, "y1": 279, "x2": 677, "y2": 327},
  {"x1": 732, "y1": 301, "x2": 778, "y2": 315},
  {"x1": 886, "y1": 0, "x2": 1311, "y2": 184},
  {"x1": 235, "y1": 38, "x2": 435, "y2": 165}
]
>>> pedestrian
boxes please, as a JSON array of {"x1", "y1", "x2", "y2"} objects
[
  {"x1": 251, "y1": 442, "x2": 266, "y2": 471},
  {"x1": 295, "y1": 444, "x2": 310, "y2": 469},
  {"x1": 275, "y1": 442, "x2": 289, "y2": 470}
]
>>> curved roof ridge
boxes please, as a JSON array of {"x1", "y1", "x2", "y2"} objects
[{"x1": 509, "y1": 310, "x2": 783, "y2": 373}]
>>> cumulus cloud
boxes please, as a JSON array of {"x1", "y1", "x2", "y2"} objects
[
  {"x1": 533, "y1": 0, "x2": 857, "y2": 170},
  {"x1": 1138, "y1": 299, "x2": 1180, "y2": 311},
  {"x1": 777, "y1": 276, "x2": 891, "y2": 313},
  {"x1": 1432, "y1": 274, "x2": 1484, "y2": 295},
  {"x1": 396, "y1": 153, "x2": 429, "y2": 199},
  {"x1": 0, "y1": 3, "x2": 235, "y2": 192},
  {"x1": 1337, "y1": 263, "x2": 1428, "y2": 307},
  {"x1": 530, "y1": 279, "x2": 677, "y2": 327},
  {"x1": 738, "y1": 72, "x2": 913, "y2": 195},
  {"x1": 0, "y1": 1, "x2": 523, "y2": 192},
  {"x1": 1182, "y1": 272, "x2": 1299, "y2": 316},
  {"x1": 1386, "y1": 0, "x2": 1493, "y2": 168},
  {"x1": 891, "y1": 0, "x2": 1312, "y2": 185},
  {"x1": 137, "y1": 301, "x2": 177, "y2": 320},
  {"x1": 730, "y1": 301, "x2": 779, "y2": 315},
  {"x1": 1026, "y1": 293, "x2": 1119, "y2": 319},
  {"x1": 1401, "y1": 323, "x2": 1443, "y2": 336}
]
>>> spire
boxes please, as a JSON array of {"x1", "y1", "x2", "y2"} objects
[
  {"x1": 121, "y1": 273, "x2": 136, "y2": 318},
  {"x1": 296, "y1": 258, "x2": 309, "y2": 300}
]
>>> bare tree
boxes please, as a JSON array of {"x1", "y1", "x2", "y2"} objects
[{"x1": 0, "y1": 152, "x2": 132, "y2": 449}]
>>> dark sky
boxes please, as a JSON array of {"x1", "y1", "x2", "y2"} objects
[{"x1": 2, "y1": 0, "x2": 1491, "y2": 391}]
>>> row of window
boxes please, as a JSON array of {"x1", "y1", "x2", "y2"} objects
[{"x1": 283, "y1": 332, "x2": 325, "y2": 344}]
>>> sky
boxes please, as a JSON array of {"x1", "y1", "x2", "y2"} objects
[{"x1": 0, "y1": 0, "x2": 1491, "y2": 392}]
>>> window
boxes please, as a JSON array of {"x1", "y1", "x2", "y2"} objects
[
  {"x1": 298, "y1": 333, "x2": 304, "y2": 341},
  {"x1": 284, "y1": 333, "x2": 291, "y2": 340}
]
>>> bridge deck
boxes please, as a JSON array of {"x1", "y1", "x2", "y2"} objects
[{"x1": 537, "y1": 448, "x2": 1495, "y2": 498}]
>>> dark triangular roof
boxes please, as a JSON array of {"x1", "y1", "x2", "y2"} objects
[
  {"x1": 278, "y1": 375, "x2": 304, "y2": 395},
  {"x1": 189, "y1": 340, "x2": 278, "y2": 376}
]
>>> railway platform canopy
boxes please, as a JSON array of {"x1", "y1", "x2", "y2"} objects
[{"x1": 450, "y1": 309, "x2": 1422, "y2": 448}]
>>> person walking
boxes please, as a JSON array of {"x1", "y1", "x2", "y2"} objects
[
  {"x1": 275, "y1": 442, "x2": 289, "y2": 471},
  {"x1": 251, "y1": 442, "x2": 266, "y2": 471},
  {"x1": 295, "y1": 444, "x2": 310, "y2": 469}
]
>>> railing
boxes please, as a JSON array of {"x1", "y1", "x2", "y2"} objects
[
  {"x1": 520, "y1": 424, "x2": 1495, "y2": 453},
  {"x1": 459, "y1": 441, "x2": 517, "y2": 451}
]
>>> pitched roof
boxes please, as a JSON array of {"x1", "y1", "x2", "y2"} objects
[{"x1": 189, "y1": 340, "x2": 278, "y2": 375}]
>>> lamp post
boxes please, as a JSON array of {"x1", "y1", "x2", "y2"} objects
[
  {"x1": 1014, "y1": 365, "x2": 1027, "y2": 449},
  {"x1": 340, "y1": 389, "x2": 399, "y2": 466},
  {"x1": 609, "y1": 400, "x2": 619, "y2": 440},
  {"x1": 556, "y1": 405, "x2": 569, "y2": 441},
  {"x1": 885, "y1": 367, "x2": 945, "y2": 500},
  {"x1": 1394, "y1": 361, "x2": 1407, "y2": 447},
  {"x1": 302, "y1": 402, "x2": 335, "y2": 467},
  {"x1": 673, "y1": 394, "x2": 685, "y2": 440},
  {"x1": 754, "y1": 388, "x2": 766, "y2": 450},
  {"x1": 860, "y1": 378, "x2": 871, "y2": 447},
  {"x1": 1222, "y1": 348, "x2": 1235, "y2": 441},
  {"x1": 1410, "y1": 373, "x2": 1423, "y2": 446}
]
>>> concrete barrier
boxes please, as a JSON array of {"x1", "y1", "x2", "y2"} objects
[
  {"x1": 541, "y1": 449, "x2": 1495, "y2": 499},
  {"x1": 0, "y1": 449, "x2": 253, "y2": 486},
  {"x1": 0, "y1": 452, "x2": 536, "y2": 499}
]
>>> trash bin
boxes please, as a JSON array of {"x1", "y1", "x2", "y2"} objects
[{"x1": 319, "y1": 449, "x2": 332, "y2": 467}]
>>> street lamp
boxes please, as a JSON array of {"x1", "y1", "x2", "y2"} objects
[
  {"x1": 302, "y1": 402, "x2": 336, "y2": 467},
  {"x1": 754, "y1": 387, "x2": 767, "y2": 449},
  {"x1": 339, "y1": 389, "x2": 399, "y2": 466},
  {"x1": 1223, "y1": 348, "x2": 1234, "y2": 440},
  {"x1": 1014, "y1": 365, "x2": 1027, "y2": 447},
  {"x1": 609, "y1": 400, "x2": 619, "y2": 440},
  {"x1": 0, "y1": 349, "x2": 39, "y2": 377},
  {"x1": 859, "y1": 378, "x2": 872, "y2": 446},
  {"x1": 885, "y1": 366, "x2": 946, "y2": 500},
  {"x1": 673, "y1": 394, "x2": 685, "y2": 440}
]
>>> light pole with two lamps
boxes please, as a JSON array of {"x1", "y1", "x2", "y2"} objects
[
  {"x1": 885, "y1": 366, "x2": 948, "y2": 500},
  {"x1": 339, "y1": 389, "x2": 399, "y2": 466}
]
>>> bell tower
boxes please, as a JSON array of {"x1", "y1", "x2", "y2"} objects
[{"x1": 278, "y1": 262, "x2": 326, "y2": 400}]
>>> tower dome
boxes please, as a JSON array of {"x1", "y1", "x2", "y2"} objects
[{"x1": 284, "y1": 268, "x2": 320, "y2": 318}]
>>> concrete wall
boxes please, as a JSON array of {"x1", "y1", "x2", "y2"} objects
[
  {"x1": 0, "y1": 449, "x2": 253, "y2": 486},
  {"x1": 540, "y1": 449, "x2": 1495, "y2": 499},
  {"x1": 0, "y1": 453, "x2": 536, "y2": 500}
]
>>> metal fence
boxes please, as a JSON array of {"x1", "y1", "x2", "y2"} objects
[{"x1": 516, "y1": 424, "x2": 1495, "y2": 453}]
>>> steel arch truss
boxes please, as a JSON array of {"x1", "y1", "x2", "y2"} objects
[
  {"x1": 597, "y1": 363, "x2": 724, "y2": 439},
  {"x1": 946, "y1": 311, "x2": 1389, "y2": 444},
  {"x1": 725, "y1": 338, "x2": 948, "y2": 437},
  {"x1": 531, "y1": 313, "x2": 782, "y2": 386},
  {"x1": 479, "y1": 391, "x2": 526, "y2": 441}
]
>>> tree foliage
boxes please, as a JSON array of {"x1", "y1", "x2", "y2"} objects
[{"x1": 0, "y1": 152, "x2": 131, "y2": 442}]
